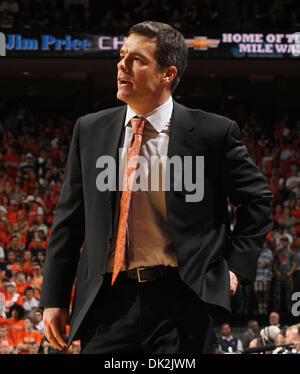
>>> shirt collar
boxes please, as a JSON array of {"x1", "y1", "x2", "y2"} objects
[{"x1": 124, "y1": 95, "x2": 173, "y2": 133}]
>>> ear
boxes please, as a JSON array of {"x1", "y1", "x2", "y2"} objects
[{"x1": 161, "y1": 66, "x2": 177, "y2": 86}]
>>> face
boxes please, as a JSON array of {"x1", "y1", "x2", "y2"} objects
[
  {"x1": 275, "y1": 333, "x2": 285, "y2": 346},
  {"x1": 117, "y1": 33, "x2": 172, "y2": 113},
  {"x1": 270, "y1": 312, "x2": 279, "y2": 325},
  {"x1": 252, "y1": 322, "x2": 259, "y2": 333},
  {"x1": 24, "y1": 319, "x2": 32, "y2": 330},
  {"x1": 221, "y1": 324, "x2": 231, "y2": 337},
  {"x1": 285, "y1": 328, "x2": 300, "y2": 351},
  {"x1": 0, "y1": 327, "x2": 7, "y2": 338},
  {"x1": 34, "y1": 312, "x2": 42, "y2": 322}
]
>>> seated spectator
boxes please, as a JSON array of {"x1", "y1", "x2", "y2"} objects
[
  {"x1": 6, "y1": 200, "x2": 20, "y2": 227},
  {"x1": 33, "y1": 309, "x2": 44, "y2": 333},
  {"x1": 16, "y1": 210, "x2": 29, "y2": 235},
  {"x1": 272, "y1": 328, "x2": 287, "y2": 354},
  {"x1": 16, "y1": 316, "x2": 42, "y2": 354},
  {"x1": 15, "y1": 271, "x2": 31, "y2": 297},
  {"x1": 28, "y1": 237, "x2": 47, "y2": 260},
  {"x1": 278, "y1": 207, "x2": 296, "y2": 231},
  {"x1": 4, "y1": 304, "x2": 25, "y2": 347},
  {"x1": 6, "y1": 235, "x2": 24, "y2": 261},
  {"x1": 29, "y1": 263, "x2": 43, "y2": 300},
  {"x1": 217, "y1": 323, "x2": 243, "y2": 354},
  {"x1": 36, "y1": 250, "x2": 45, "y2": 264},
  {"x1": 273, "y1": 237, "x2": 297, "y2": 314},
  {"x1": 0, "y1": 325, "x2": 14, "y2": 354},
  {"x1": 249, "y1": 326, "x2": 281, "y2": 353},
  {"x1": 241, "y1": 320, "x2": 260, "y2": 349},
  {"x1": 286, "y1": 164, "x2": 300, "y2": 199},
  {"x1": 4, "y1": 250, "x2": 18, "y2": 275},
  {"x1": 24, "y1": 195, "x2": 44, "y2": 225},
  {"x1": 2, "y1": 146, "x2": 20, "y2": 177},
  {"x1": 9, "y1": 263, "x2": 22, "y2": 283},
  {"x1": 22, "y1": 286, "x2": 39, "y2": 314},
  {"x1": 7, "y1": 221, "x2": 27, "y2": 247},
  {"x1": 269, "y1": 311, "x2": 281, "y2": 329},
  {"x1": 28, "y1": 340, "x2": 40, "y2": 354},
  {"x1": 68, "y1": 340, "x2": 81, "y2": 354},
  {"x1": 0, "y1": 0, "x2": 19, "y2": 14},
  {"x1": 4, "y1": 281, "x2": 23, "y2": 314},
  {"x1": 254, "y1": 240, "x2": 273, "y2": 315},
  {"x1": 21, "y1": 250, "x2": 34, "y2": 278},
  {"x1": 285, "y1": 323, "x2": 300, "y2": 353}
]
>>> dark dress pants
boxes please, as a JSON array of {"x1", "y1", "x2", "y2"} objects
[{"x1": 79, "y1": 271, "x2": 215, "y2": 354}]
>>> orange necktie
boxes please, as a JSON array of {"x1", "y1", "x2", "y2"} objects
[{"x1": 111, "y1": 116, "x2": 146, "y2": 285}]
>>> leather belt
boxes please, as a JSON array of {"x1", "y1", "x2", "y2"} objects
[{"x1": 107, "y1": 266, "x2": 178, "y2": 283}]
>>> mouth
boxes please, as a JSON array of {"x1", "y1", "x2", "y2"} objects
[{"x1": 118, "y1": 78, "x2": 133, "y2": 88}]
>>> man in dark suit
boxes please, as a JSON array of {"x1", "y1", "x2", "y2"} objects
[{"x1": 40, "y1": 21, "x2": 273, "y2": 354}]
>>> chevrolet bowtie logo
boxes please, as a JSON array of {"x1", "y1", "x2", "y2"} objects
[{"x1": 186, "y1": 36, "x2": 220, "y2": 50}]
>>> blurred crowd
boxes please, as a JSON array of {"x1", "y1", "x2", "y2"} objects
[
  {"x1": 0, "y1": 0, "x2": 299, "y2": 33},
  {"x1": 0, "y1": 94, "x2": 299, "y2": 354},
  {"x1": 216, "y1": 313, "x2": 300, "y2": 354}
]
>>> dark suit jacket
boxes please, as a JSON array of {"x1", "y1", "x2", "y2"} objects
[{"x1": 39, "y1": 100, "x2": 273, "y2": 345}]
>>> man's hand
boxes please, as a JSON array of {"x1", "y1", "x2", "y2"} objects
[
  {"x1": 43, "y1": 307, "x2": 68, "y2": 351},
  {"x1": 229, "y1": 271, "x2": 241, "y2": 296}
]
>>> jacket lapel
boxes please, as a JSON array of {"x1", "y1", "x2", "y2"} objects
[{"x1": 165, "y1": 100, "x2": 195, "y2": 208}]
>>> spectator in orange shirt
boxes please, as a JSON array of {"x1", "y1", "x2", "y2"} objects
[
  {"x1": 4, "y1": 304, "x2": 25, "y2": 346},
  {"x1": 0, "y1": 195, "x2": 10, "y2": 214},
  {"x1": 0, "y1": 277, "x2": 9, "y2": 296},
  {"x1": 2, "y1": 146, "x2": 20, "y2": 177},
  {"x1": 266, "y1": 151, "x2": 285, "y2": 177},
  {"x1": 274, "y1": 204, "x2": 284, "y2": 225},
  {"x1": 19, "y1": 153, "x2": 35, "y2": 177},
  {"x1": 267, "y1": 168, "x2": 285, "y2": 202},
  {"x1": 9, "y1": 263, "x2": 22, "y2": 283},
  {"x1": 15, "y1": 271, "x2": 31, "y2": 297},
  {"x1": 4, "y1": 282, "x2": 23, "y2": 314},
  {"x1": 30, "y1": 263, "x2": 43, "y2": 299},
  {"x1": 6, "y1": 200, "x2": 19, "y2": 227},
  {"x1": 21, "y1": 250, "x2": 34, "y2": 278},
  {"x1": 24, "y1": 195, "x2": 44, "y2": 225},
  {"x1": 278, "y1": 207, "x2": 296, "y2": 231},
  {"x1": 6, "y1": 236, "x2": 24, "y2": 261},
  {"x1": 16, "y1": 316, "x2": 42, "y2": 354},
  {"x1": 28, "y1": 340, "x2": 40, "y2": 354},
  {"x1": 4, "y1": 250, "x2": 18, "y2": 275},
  {"x1": 0, "y1": 325, "x2": 14, "y2": 353},
  {"x1": 17, "y1": 210, "x2": 29, "y2": 236},
  {"x1": 28, "y1": 237, "x2": 47, "y2": 260},
  {"x1": 7, "y1": 222, "x2": 27, "y2": 247}
]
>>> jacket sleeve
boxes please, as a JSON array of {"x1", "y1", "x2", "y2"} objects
[
  {"x1": 222, "y1": 120, "x2": 273, "y2": 283},
  {"x1": 39, "y1": 117, "x2": 85, "y2": 309}
]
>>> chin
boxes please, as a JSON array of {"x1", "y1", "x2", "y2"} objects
[{"x1": 117, "y1": 90, "x2": 132, "y2": 104}]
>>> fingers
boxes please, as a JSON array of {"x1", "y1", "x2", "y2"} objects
[
  {"x1": 43, "y1": 309, "x2": 68, "y2": 351},
  {"x1": 44, "y1": 322, "x2": 65, "y2": 351},
  {"x1": 45, "y1": 320, "x2": 67, "y2": 351},
  {"x1": 229, "y1": 271, "x2": 239, "y2": 296}
]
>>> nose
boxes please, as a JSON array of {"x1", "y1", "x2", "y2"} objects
[{"x1": 117, "y1": 56, "x2": 128, "y2": 72}]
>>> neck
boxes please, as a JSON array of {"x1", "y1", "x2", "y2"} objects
[{"x1": 128, "y1": 92, "x2": 171, "y2": 115}]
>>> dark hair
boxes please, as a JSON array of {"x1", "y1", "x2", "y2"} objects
[
  {"x1": 9, "y1": 304, "x2": 25, "y2": 320},
  {"x1": 129, "y1": 21, "x2": 188, "y2": 92},
  {"x1": 25, "y1": 286, "x2": 34, "y2": 293}
]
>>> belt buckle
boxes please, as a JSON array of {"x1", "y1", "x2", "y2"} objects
[{"x1": 137, "y1": 267, "x2": 148, "y2": 283}]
